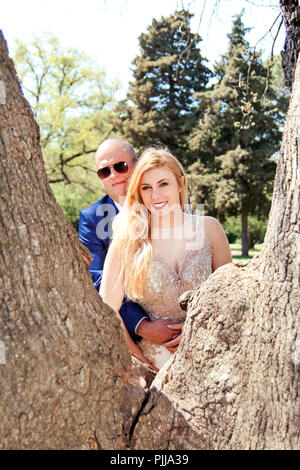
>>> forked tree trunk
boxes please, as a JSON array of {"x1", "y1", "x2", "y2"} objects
[{"x1": 0, "y1": 0, "x2": 299, "y2": 450}]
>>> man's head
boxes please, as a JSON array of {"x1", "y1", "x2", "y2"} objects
[{"x1": 95, "y1": 138, "x2": 137, "y2": 203}]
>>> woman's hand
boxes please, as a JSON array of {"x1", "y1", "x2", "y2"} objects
[
  {"x1": 118, "y1": 314, "x2": 159, "y2": 373},
  {"x1": 162, "y1": 323, "x2": 184, "y2": 353}
]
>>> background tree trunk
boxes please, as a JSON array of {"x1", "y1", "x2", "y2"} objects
[
  {"x1": 0, "y1": 0, "x2": 299, "y2": 450},
  {"x1": 241, "y1": 209, "x2": 249, "y2": 257},
  {"x1": 0, "y1": 31, "x2": 147, "y2": 450}
]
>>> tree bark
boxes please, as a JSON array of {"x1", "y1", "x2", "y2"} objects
[
  {"x1": 248, "y1": 231, "x2": 255, "y2": 250},
  {"x1": 280, "y1": 0, "x2": 300, "y2": 90},
  {"x1": 0, "y1": 31, "x2": 147, "y2": 450},
  {"x1": 0, "y1": 0, "x2": 299, "y2": 450}
]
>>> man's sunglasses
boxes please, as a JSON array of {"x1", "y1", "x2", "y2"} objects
[{"x1": 97, "y1": 161, "x2": 129, "y2": 180}]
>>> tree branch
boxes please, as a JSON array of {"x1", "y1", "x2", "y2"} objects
[
  {"x1": 63, "y1": 148, "x2": 97, "y2": 164},
  {"x1": 261, "y1": 17, "x2": 284, "y2": 106}
]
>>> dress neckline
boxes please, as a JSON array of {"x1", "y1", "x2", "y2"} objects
[
  {"x1": 151, "y1": 213, "x2": 194, "y2": 232},
  {"x1": 152, "y1": 240, "x2": 212, "y2": 277}
]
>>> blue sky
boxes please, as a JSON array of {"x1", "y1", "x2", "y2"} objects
[{"x1": 2, "y1": 0, "x2": 285, "y2": 97}]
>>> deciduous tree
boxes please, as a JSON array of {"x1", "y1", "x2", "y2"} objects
[{"x1": 13, "y1": 34, "x2": 119, "y2": 188}]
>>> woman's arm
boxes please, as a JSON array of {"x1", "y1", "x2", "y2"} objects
[
  {"x1": 204, "y1": 216, "x2": 232, "y2": 272},
  {"x1": 100, "y1": 241, "x2": 158, "y2": 372},
  {"x1": 100, "y1": 240, "x2": 125, "y2": 313}
]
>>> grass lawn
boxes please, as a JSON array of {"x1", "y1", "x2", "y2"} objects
[{"x1": 230, "y1": 243, "x2": 263, "y2": 260}]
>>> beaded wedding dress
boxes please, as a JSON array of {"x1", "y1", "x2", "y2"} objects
[{"x1": 138, "y1": 216, "x2": 212, "y2": 369}]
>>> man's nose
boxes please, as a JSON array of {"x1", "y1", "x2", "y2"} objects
[{"x1": 109, "y1": 166, "x2": 119, "y2": 179}]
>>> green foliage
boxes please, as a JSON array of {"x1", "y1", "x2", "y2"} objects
[
  {"x1": 51, "y1": 183, "x2": 104, "y2": 231},
  {"x1": 13, "y1": 34, "x2": 119, "y2": 189},
  {"x1": 186, "y1": 161, "x2": 220, "y2": 218},
  {"x1": 188, "y1": 12, "x2": 287, "y2": 255},
  {"x1": 190, "y1": 13, "x2": 285, "y2": 165},
  {"x1": 113, "y1": 9, "x2": 211, "y2": 165},
  {"x1": 264, "y1": 54, "x2": 290, "y2": 120},
  {"x1": 215, "y1": 146, "x2": 276, "y2": 219},
  {"x1": 223, "y1": 215, "x2": 268, "y2": 244}
]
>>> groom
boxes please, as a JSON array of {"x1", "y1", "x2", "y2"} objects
[{"x1": 79, "y1": 138, "x2": 181, "y2": 349}]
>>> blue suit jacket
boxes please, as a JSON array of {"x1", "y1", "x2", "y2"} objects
[{"x1": 79, "y1": 194, "x2": 148, "y2": 341}]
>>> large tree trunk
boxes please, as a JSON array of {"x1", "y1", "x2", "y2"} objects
[
  {"x1": 0, "y1": 0, "x2": 299, "y2": 450},
  {"x1": 0, "y1": 31, "x2": 147, "y2": 450},
  {"x1": 280, "y1": 0, "x2": 300, "y2": 89}
]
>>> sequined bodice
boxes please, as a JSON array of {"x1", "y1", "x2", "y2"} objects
[
  {"x1": 136, "y1": 215, "x2": 213, "y2": 369},
  {"x1": 139, "y1": 240, "x2": 212, "y2": 323}
]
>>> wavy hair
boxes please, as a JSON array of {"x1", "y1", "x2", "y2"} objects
[{"x1": 112, "y1": 147, "x2": 187, "y2": 300}]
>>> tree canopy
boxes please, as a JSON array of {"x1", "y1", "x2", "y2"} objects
[
  {"x1": 13, "y1": 34, "x2": 119, "y2": 189},
  {"x1": 11, "y1": 10, "x2": 289, "y2": 243},
  {"x1": 113, "y1": 9, "x2": 211, "y2": 165},
  {"x1": 187, "y1": 13, "x2": 288, "y2": 255}
]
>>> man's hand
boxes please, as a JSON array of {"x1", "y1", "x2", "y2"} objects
[{"x1": 136, "y1": 318, "x2": 182, "y2": 345}]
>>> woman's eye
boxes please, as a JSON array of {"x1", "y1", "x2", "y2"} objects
[
  {"x1": 160, "y1": 182, "x2": 168, "y2": 187},
  {"x1": 141, "y1": 186, "x2": 150, "y2": 191}
]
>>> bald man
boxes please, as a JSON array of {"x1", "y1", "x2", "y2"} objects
[{"x1": 79, "y1": 138, "x2": 181, "y2": 346}]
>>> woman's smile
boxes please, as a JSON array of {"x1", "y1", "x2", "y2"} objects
[{"x1": 152, "y1": 201, "x2": 168, "y2": 210}]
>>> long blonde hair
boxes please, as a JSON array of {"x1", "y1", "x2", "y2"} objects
[{"x1": 112, "y1": 147, "x2": 187, "y2": 300}]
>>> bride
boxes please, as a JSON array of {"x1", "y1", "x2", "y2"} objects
[{"x1": 100, "y1": 147, "x2": 232, "y2": 371}]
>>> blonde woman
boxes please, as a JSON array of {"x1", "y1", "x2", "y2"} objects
[{"x1": 100, "y1": 148, "x2": 232, "y2": 371}]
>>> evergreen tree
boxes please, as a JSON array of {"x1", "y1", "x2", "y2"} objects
[
  {"x1": 113, "y1": 9, "x2": 211, "y2": 165},
  {"x1": 188, "y1": 13, "x2": 286, "y2": 256}
]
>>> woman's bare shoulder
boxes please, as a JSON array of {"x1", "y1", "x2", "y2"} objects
[
  {"x1": 204, "y1": 215, "x2": 225, "y2": 229},
  {"x1": 203, "y1": 215, "x2": 222, "y2": 226},
  {"x1": 203, "y1": 216, "x2": 228, "y2": 244}
]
